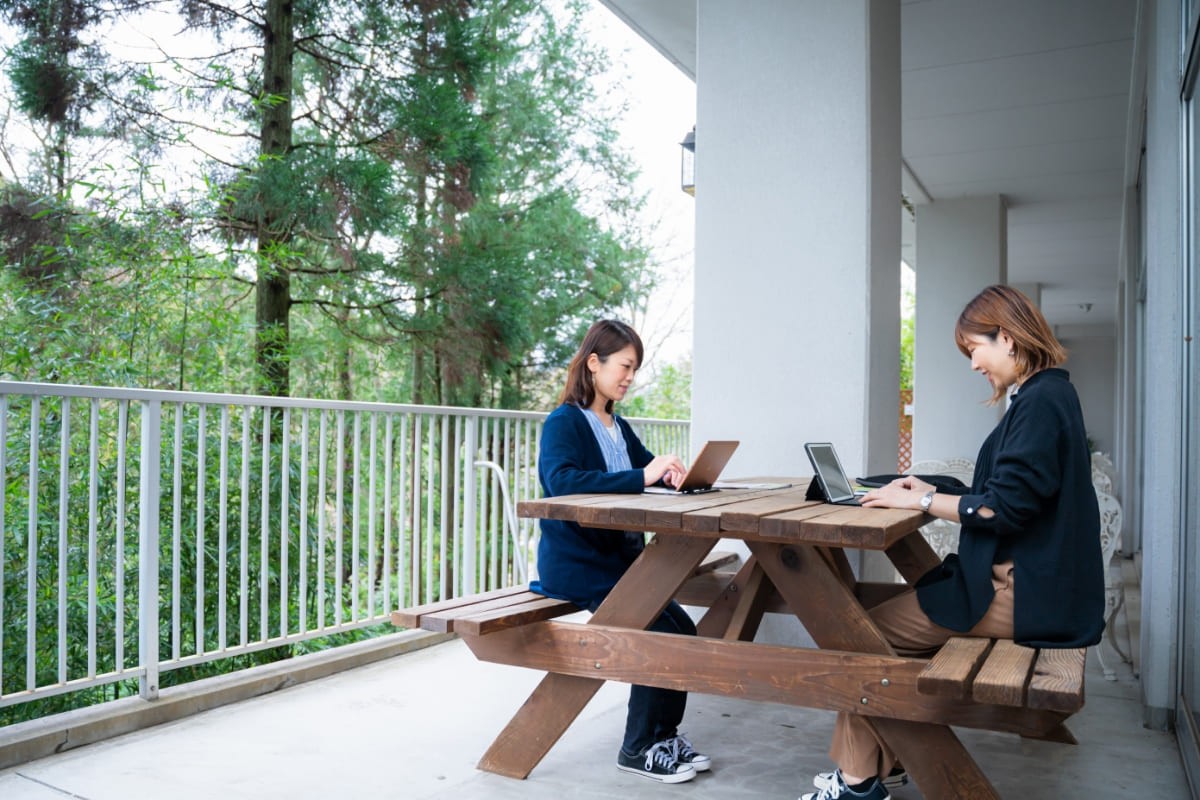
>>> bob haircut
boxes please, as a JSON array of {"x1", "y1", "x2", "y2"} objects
[
  {"x1": 559, "y1": 319, "x2": 644, "y2": 414},
  {"x1": 954, "y1": 284, "x2": 1068, "y2": 404}
]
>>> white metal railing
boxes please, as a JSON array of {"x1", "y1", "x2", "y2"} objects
[{"x1": 0, "y1": 381, "x2": 689, "y2": 711}]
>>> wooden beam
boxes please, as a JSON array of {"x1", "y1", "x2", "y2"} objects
[
  {"x1": 884, "y1": 531, "x2": 942, "y2": 584},
  {"x1": 461, "y1": 622, "x2": 1072, "y2": 739},
  {"x1": 475, "y1": 672, "x2": 604, "y2": 779}
]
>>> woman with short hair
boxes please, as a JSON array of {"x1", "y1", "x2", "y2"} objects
[{"x1": 802, "y1": 285, "x2": 1104, "y2": 800}]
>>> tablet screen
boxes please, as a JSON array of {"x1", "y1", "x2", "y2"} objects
[{"x1": 804, "y1": 442, "x2": 856, "y2": 502}]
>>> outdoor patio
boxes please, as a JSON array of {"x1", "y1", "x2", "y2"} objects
[{"x1": 0, "y1": 558, "x2": 1187, "y2": 799}]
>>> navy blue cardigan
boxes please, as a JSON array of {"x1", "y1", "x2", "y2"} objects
[
  {"x1": 530, "y1": 404, "x2": 655, "y2": 605},
  {"x1": 915, "y1": 368, "x2": 1105, "y2": 648}
]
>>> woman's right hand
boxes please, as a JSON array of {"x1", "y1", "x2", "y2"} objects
[{"x1": 644, "y1": 454, "x2": 687, "y2": 487}]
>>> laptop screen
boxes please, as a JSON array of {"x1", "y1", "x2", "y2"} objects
[{"x1": 804, "y1": 442, "x2": 856, "y2": 502}]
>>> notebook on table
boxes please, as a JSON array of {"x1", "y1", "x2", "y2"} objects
[
  {"x1": 644, "y1": 440, "x2": 739, "y2": 495},
  {"x1": 803, "y1": 442, "x2": 868, "y2": 506}
]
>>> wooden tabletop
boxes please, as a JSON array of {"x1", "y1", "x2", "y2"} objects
[{"x1": 517, "y1": 477, "x2": 929, "y2": 550}]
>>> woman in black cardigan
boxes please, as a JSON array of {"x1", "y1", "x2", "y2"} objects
[{"x1": 801, "y1": 285, "x2": 1104, "y2": 800}]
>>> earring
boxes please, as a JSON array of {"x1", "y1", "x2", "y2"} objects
[{"x1": 1008, "y1": 350, "x2": 1015, "y2": 357}]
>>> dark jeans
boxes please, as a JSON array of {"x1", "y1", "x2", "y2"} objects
[{"x1": 587, "y1": 598, "x2": 697, "y2": 756}]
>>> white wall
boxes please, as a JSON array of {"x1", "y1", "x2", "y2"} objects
[
  {"x1": 1138, "y1": 0, "x2": 1183, "y2": 727},
  {"x1": 911, "y1": 197, "x2": 1007, "y2": 463},
  {"x1": 691, "y1": 0, "x2": 900, "y2": 481},
  {"x1": 1058, "y1": 330, "x2": 1117, "y2": 455}
]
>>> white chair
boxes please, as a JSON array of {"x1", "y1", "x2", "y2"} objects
[
  {"x1": 1095, "y1": 490, "x2": 1134, "y2": 680},
  {"x1": 942, "y1": 457, "x2": 976, "y2": 485},
  {"x1": 1092, "y1": 452, "x2": 1118, "y2": 496},
  {"x1": 1092, "y1": 468, "x2": 1114, "y2": 495},
  {"x1": 907, "y1": 458, "x2": 950, "y2": 475},
  {"x1": 904, "y1": 459, "x2": 963, "y2": 559}
]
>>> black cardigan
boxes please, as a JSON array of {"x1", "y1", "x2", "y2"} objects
[{"x1": 915, "y1": 368, "x2": 1105, "y2": 648}]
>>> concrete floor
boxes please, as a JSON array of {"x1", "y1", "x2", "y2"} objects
[{"x1": 0, "y1": 563, "x2": 1190, "y2": 799}]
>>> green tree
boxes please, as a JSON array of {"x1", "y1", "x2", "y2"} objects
[
  {"x1": 0, "y1": 0, "x2": 107, "y2": 198},
  {"x1": 161, "y1": 0, "x2": 652, "y2": 403},
  {"x1": 900, "y1": 280, "x2": 914, "y2": 391},
  {"x1": 619, "y1": 359, "x2": 691, "y2": 420}
]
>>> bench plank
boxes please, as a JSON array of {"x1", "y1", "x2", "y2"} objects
[
  {"x1": 918, "y1": 637, "x2": 991, "y2": 699},
  {"x1": 418, "y1": 591, "x2": 561, "y2": 633},
  {"x1": 391, "y1": 584, "x2": 530, "y2": 629},
  {"x1": 1027, "y1": 647, "x2": 1087, "y2": 713},
  {"x1": 454, "y1": 596, "x2": 580, "y2": 636},
  {"x1": 973, "y1": 639, "x2": 1035, "y2": 707},
  {"x1": 393, "y1": 550, "x2": 742, "y2": 634}
]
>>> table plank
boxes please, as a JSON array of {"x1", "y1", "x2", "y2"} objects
[
  {"x1": 757, "y1": 502, "x2": 848, "y2": 537},
  {"x1": 798, "y1": 505, "x2": 926, "y2": 549}
]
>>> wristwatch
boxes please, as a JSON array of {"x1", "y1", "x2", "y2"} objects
[{"x1": 919, "y1": 489, "x2": 936, "y2": 511}]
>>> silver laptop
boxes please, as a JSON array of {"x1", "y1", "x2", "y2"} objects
[
  {"x1": 644, "y1": 440, "x2": 739, "y2": 495},
  {"x1": 803, "y1": 442, "x2": 866, "y2": 506}
]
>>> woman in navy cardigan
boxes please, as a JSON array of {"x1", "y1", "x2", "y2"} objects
[
  {"x1": 801, "y1": 286, "x2": 1104, "y2": 800},
  {"x1": 531, "y1": 319, "x2": 710, "y2": 784}
]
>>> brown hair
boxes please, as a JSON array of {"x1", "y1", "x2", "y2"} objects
[
  {"x1": 954, "y1": 284, "x2": 1067, "y2": 404},
  {"x1": 558, "y1": 319, "x2": 644, "y2": 414}
]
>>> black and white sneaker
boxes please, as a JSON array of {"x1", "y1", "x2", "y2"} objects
[
  {"x1": 801, "y1": 769, "x2": 890, "y2": 800},
  {"x1": 665, "y1": 733, "x2": 711, "y2": 772},
  {"x1": 617, "y1": 741, "x2": 697, "y2": 783},
  {"x1": 814, "y1": 766, "x2": 907, "y2": 791}
]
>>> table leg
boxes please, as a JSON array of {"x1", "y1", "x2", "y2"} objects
[
  {"x1": 476, "y1": 533, "x2": 715, "y2": 778},
  {"x1": 695, "y1": 556, "x2": 772, "y2": 640},
  {"x1": 886, "y1": 530, "x2": 942, "y2": 583},
  {"x1": 749, "y1": 540, "x2": 1000, "y2": 800},
  {"x1": 872, "y1": 718, "x2": 999, "y2": 800},
  {"x1": 477, "y1": 672, "x2": 604, "y2": 778}
]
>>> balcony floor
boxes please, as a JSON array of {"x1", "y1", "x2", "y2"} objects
[{"x1": 0, "y1": 569, "x2": 1189, "y2": 799}]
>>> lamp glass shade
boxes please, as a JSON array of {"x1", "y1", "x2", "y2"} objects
[{"x1": 680, "y1": 128, "x2": 695, "y2": 196}]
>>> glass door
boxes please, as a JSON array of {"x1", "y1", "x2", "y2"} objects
[{"x1": 1178, "y1": 3, "x2": 1200, "y2": 794}]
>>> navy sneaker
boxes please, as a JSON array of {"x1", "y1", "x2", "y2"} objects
[
  {"x1": 617, "y1": 740, "x2": 696, "y2": 783},
  {"x1": 800, "y1": 769, "x2": 890, "y2": 800}
]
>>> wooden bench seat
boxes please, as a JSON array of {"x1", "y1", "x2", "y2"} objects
[
  {"x1": 917, "y1": 636, "x2": 1087, "y2": 714},
  {"x1": 392, "y1": 549, "x2": 742, "y2": 638}
]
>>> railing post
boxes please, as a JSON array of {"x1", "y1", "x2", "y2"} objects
[
  {"x1": 139, "y1": 400, "x2": 162, "y2": 700},
  {"x1": 462, "y1": 416, "x2": 478, "y2": 595}
]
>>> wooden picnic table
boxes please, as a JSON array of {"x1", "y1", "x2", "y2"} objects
[{"x1": 403, "y1": 479, "x2": 1084, "y2": 799}]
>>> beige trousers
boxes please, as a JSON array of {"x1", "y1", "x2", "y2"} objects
[{"x1": 829, "y1": 561, "x2": 1015, "y2": 780}]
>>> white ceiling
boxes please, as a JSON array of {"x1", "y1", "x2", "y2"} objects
[{"x1": 599, "y1": 0, "x2": 1139, "y2": 330}]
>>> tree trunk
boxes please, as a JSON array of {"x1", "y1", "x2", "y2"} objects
[{"x1": 256, "y1": 0, "x2": 295, "y2": 397}]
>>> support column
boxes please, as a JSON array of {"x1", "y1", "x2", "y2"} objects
[
  {"x1": 692, "y1": 0, "x2": 901, "y2": 479},
  {"x1": 911, "y1": 197, "x2": 1007, "y2": 463}
]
